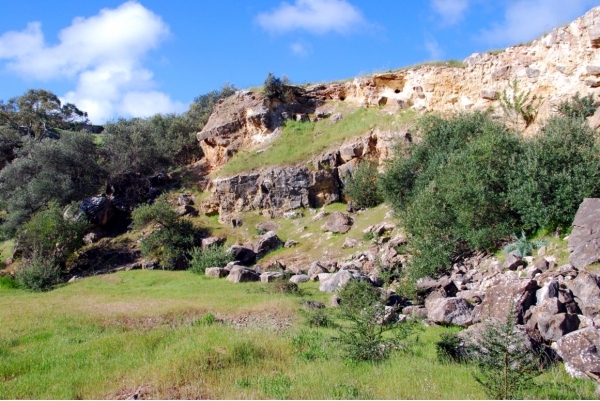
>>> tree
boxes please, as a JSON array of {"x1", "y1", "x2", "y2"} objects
[
  {"x1": 0, "y1": 89, "x2": 89, "y2": 139},
  {"x1": 132, "y1": 196, "x2": 196, "y2": 269},
  {"x1": 343, "y1": 160, "x2": 383, "y2": 209},
  {"x1": 187, "y1": 83, "x2": 237, "y2": 128},
  {"x1": 0, "y1": 132, "x2": 105, "y2": 235},
  {"x1": 263, "y1": 73, "x2": 292, "y2": 101}
]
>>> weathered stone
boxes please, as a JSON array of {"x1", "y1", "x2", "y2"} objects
[
  {"x1": 402, "y1": 305, "x2": 428, "y2": 318},
  {"x1": 534, "y1": 258, "x2": 549, "y2": 272},
  {"x1": 283, "y1": 211, "x2": 302, "y2": 219},
  {"x1": 330, "y1": 113, "x2": 343, "y2": 123},
  {"x1": 307, "y1": 262, "x2": 328, "y2": 280},
  {"x1": 339, "y1": 142, "x2": 364, "y2": 163},
  {"x1": 427, "y1": 297, "x2": 474, "y2": 327},
  {"x1": 481, "y1": 90, "x2": 498, "y2": 100},
  {"x1": 473, "y1": 275, "x2": 538, "y2": 324},
  {"x1": 227, "y1": 267, "x2": 260, "y2": 283},
  {"x1": 319, "y1": 270, "x2": 354, "y2": 292},
  {"x1": 342, "y1": 237, "x2": 358, "y2": 249},
  {"x1": 81, "y1": 196, "x2": 115, "y2": 227},
  {"x1": 226, "y1": 245, "x2": 257, "y2": 265},
  {"x1": 256, "y1": 221, "x2": 279, "y2": 232},
  {"x1": 585, "y1": 77, "x2": 600, "y2": 87},
  {"x1": 569, "y1": 199, "x2": 600, "y2": 268},
  {"x1": 253, "y1": 231, "x2": 283, "y2": 260},
  {"x1": 201, "y1": 236, "x2": 226, "y2": 251},
  {"x1": 330, "y1": 294, "x2": 341, "y2": 307},
  {"x1": 178, "y1": 194, "x2": 194, "y2": 206},
  {"x1": 176, "y1": 205, "x2": 195, "y2": 216},
  {"x1": 538, "y1": 313, "x2": 580, "y2": 342},
  {"x1": 456, "y1": 290, "x2": 485, "y2": 304},
  {"x1": 556, "y1": 328, "x2": 600, "y2": 378},
  {"x1": 284, "y1": 239, "x2": 298, "y2": 248},
  {"x1": 492, "y1": 65, "x2": 511, "y2": 80},
  {"x1": 587, "y1": 65, "x2": 600, "y2": 75},
  {"x1": 504, "y1": 251, "x2": 525, "y2": 270},
  {"x1": 321, "y1": 212, "x2": 353, "y2": 234},
  {"x1": 205, "y1": 267, "x2": 228, "y2": 278},
  {"x1": 290, "y1": 274, "x2": 309, "y2": 284},
  {"x1": 260, "y1": 271, "x2": 283, "y2": 282},
  {"x1": 526, "y1": 67, "x2": 540, "y2": 78},
  {"x1": 566, "y1": 271, "x2": 600, "y2": 318}
]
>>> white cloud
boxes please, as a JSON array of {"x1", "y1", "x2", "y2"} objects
[
  {"x1": 431, "y1": 0, "x2": 470, "y2": 25},
  {"x1": 256, "y1": 0, "x2": 367, "y2": 35},
  {"x1": 425, "y1": 36, "x2": 444, "y2": 59},
  {"x1": 479, "y1": 0, "x2": 597, "y2": 46},
  {"x1": 0, "y1": 1, "x2": 185, "y2": 123},
  {"x1": 290, "y1": 41, "x2": 312, "y2": 57}
]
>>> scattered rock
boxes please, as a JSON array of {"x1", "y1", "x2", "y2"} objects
[
  {"x1": 321, "y1": 212, "x2": 354, "y2": 234},
  {"x1": 330, "y1": 113, "x2": 343, "y2": 123},
  {"x1": 260, "y1": 271, "x2": 284, "y2": 283},
  {"x1": 226, "y1": 245, "x2": 257, "y2": 265},
  {"x1": 319, "y1": 270, "x2": 354, "y2": 292},
  {"x1": 290, "y1": 274, "x2": 309, "y2": 284},
  {"x1": 201, "y1": 236, "x2": 226, "y2": 251},
  {"x1": 227, "y1": 266, "x2": 260, "y2": 283},
  {"x1": 504, "y1": 251, "x2": 525, "y2": 270},
  {"x1": 253, "y1": 231, "x2": 283, "y2": 260},
  {"x1": 177, "y1": 194, "x2": 194, "y2": 206},
  {"x1": 256, "y1": 221, "x2": 279, "y2": 232},
  {"x1": 342, "y1": 237, "x2": 358, "y2": 249},
  {"x1": 569, "y1": 199, "x2": 600, "y2": 268},
  {"x1": 311, "y1": 211, "x2": 329, "y2": 222},
  {"x1": 472, "y1": 275, "x2": 538, "y2": 324},
  {"x1": 205, "y1": 267, "x2": 228, "y2": 278},
  {"x1": 284, "y1": 239, "x2": 298, "y2": 248},
  {"x1": 427, "y1": 297, "x2": 474, "y2": 327},
  {"x1": 283, "y1": 211, "x2": 302, "y2": 219},
  {"x1": 556, "y1": 328, "x2": 600, "y2": 378}
]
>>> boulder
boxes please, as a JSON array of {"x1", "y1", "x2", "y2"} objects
[
  {"x1": 205, "y1": 267, "x2": 228, "y2": 278},
  {"x1": 481, "y1": 90, "x2": 499, "y2": 100},
  {"x1": 339, "y1": 143, "x2": 364, "y2": 163},
  {"x1": 226, "y1": 245, "x2": 257, "y2": 265},
  {"x1": 342, "y1": 237, "x2": 358, "y2": 249},
  {"x1": 568, "y1": 198, "x2": 600, "y2": 268},
  {"x1": 256, "y1": 221, "x2": 279, "y2": 232},
  {"x1": 538, "y1": 313, "x2": 580, "y2": 342},
  {"x1": 330, "y1": 113, "x2": 343, "y2": 123},
  {"x1": 311, "y1": 211, "x2": 329, "y2": 222},
  {"x1": 177, "y1": 194, "x2": 194, "y2": 206},
  {"x1": 427, "y1": 297, "x2": 474, "y2": 327},
  {"x1": 260, "y1": 271, "x2": 283, "y2": 283},
  {"x1": 80, "y1": 196, "x2": 115, "y2": 227},
  {"x1": 321, "y1": 212, "x2": 353, "y2": 234},
  {"x1": 307, "y1": 262, "x2": 328, "y2": 280},
  {"x1": 402, "y1": 305, "x2": 428, "y2": 318},
  {"x1": 201, "y1": 236, "x2": 226, "y2": 251},
  {"x1": 456, "y1": 290, "x2": 485, "y2": 304},
  {"x1": 534, "y1": 258, "x2": 549, "y2": 272},
  {"x1": 290, "y1": 274, "x2": 309, "y2": 284},
  {"x1": 284, "y1": 239, "x2": 298, "y2": 248},
  {"x1": 176, "y1": 205, "x2": 195, "y2": 216},
  {"x1": 319, "y1": 270, "x2": 354, "y2": 292},
  {"x1": 253, "y1": 231, "x2": 283, "y2": 260},
  {"x1": 556, "y1": 328, "x2": 600, "y2": 378},
  {"x1": 504, "y1": 251, "x2": 525, "y2": 270},
  {"x1": 566, "y1": 271, "x2": 600, "y2": 318},
  {"x1": 227, "y1": 267, "x2": 260, "y2": 283},
  {"x1": 473, "y1": 275, "x2": 538, "y2": 324}
]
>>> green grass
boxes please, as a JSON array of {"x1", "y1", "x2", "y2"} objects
[
  {"x1": 0, "y1": 269, "x2": 594, "y2": 399},
  {"x1": 397, "y1": 59, "x2": 467, "y2": 71},
  {"x1": 0, "y1": 239, "x2": 14, "y2": 262},
  {"x1": 216, "y1": 107, "x2": 415, "y2": 177}
]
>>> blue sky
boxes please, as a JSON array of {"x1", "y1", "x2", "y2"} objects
[{"x1": 1, "y1": 0, "x2": 599, "y2": 123}]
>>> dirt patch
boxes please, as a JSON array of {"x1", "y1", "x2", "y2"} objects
[{"x1": 111, "y1": 384, "x2": 153, "y2": 400}]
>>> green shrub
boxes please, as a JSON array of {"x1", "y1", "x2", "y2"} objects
[
  {"x1": 269, "y1": 277, "x2": 300, "y2": 295},
  {"x1": 507, "y1": 114, "x2": 600, "y2": 231},
  {"x1": 132, "y1": 197, "x2": 196, "y2": 269},
  {"x1": 188, "y1": 244, "x2": 233, "y2": 274},
  {"x1": 554, "y1": 92, "x2": 598, "y2": 120},
  {"x1": 435, "y1": 332, "x2": 467, "y2": 363},
  {"x1": 300, "y1": 307, "x2": 336, "y2": 328},
  {"x1": 334, "y1": 280, "x2": 414, "y2": 362},
  {"x1": 263, "y1": 72, "x2": 292, "y2": 101},
  {"x1": 0, "y1": 275, "x2": 18, "y2": 289},
  {"x1": 471, "y1": 308, "x2": 542, "y2": 399},
  {"x1": 16, "y1": 254, "x2": 61, "y2": 291},
  {"x1": 503, "y1": 231, "x2": 548, "y2": 258},
  {"x1": 343, "y1": 160, "x2": 383, "y2": 209},
  {"x1": 193, "y1": 312, "x2": 216, "y2": 326},
  {"x1": 500, "y1": 78, "x2": 543, "y2": 129}
]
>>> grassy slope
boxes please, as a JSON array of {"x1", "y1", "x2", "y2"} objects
[
  {"x1": 0, "y1": 239, "x2": 14, "y2": 262},
  {"x1": 0, "y1": 271, "x2": 593, "y2": 399},
  {"x1": 215, "y1": 106, "x2": 415, "y2": 178}
]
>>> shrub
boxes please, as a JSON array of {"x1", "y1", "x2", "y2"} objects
[
  {"x1": 300, "y1": 306, "x2": 336, "y2": 328},
  {"x1": 132, "y1": 197, "x2": 196, "y2": 269},
  {"x1": 334, "y1": 280, "x2": 414, "y2": 362},
  {"x1": 503, "y1": 231, "x2": 548, "y2": 258},
  {"x1": 471, "y1": 308, "x2": 542, "y2": 399},
  {"x1": 343, "y1": 160, "x2": 383, "y2": 209},
  {"x1": 500, "y1": 78, "x2": 543, "y2": 129},
  {"x1": 263, "y1": 73, "x2": 292, "y2": 101},
  {"x1": 188, "y1": 244, "x2": 233, "y2": 274},
  {"x1": 435, "y1": 332, "x2": 467, "y2": 363},
  {"x1": 187, "y1": 83, "x2": 237, "y2": 128},
  {"x1": 554, "y1": 92, "x2": 598, "y2": 120},
  {"x1": 508, "y1": 114, "x2": 600, "y2": 231},
  {"x1": 269, "y1": 277, "x2": 300, "y2": 294},
  {"x1": 16, "y1": 254, "x2": 61, "y2": 291},
  {"x1": 193, "y1": 312, "x2": 216, "y2": 326}
]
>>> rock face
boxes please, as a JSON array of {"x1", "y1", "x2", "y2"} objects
[
  {"x1": 427, "y1": 297, "x2": 474, "y2": 327},
  {"x1": 556, "y1": 328, "x2": 600, "y2": 378},
  {"x1": 226, "y1": 266, "x2": 260, "y2": 283},
  {"x1": 321, "y1": 212, "x2": 354, "y2": 234},
  {"x1": 569, "y1": 198, "x2": 600, "y2": 268},
  {"x1": 226, "y1": 245, "x2": 257, "y2": 265},
  {"x1": 472, "y1": 275, "x2": 538, "y2": 324},
  {"x1": 80, "y1": 196, "x2": 115, "y2": 226}
]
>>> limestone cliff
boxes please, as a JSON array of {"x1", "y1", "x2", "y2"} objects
[{"x1": 197, "y1": 6, "x2": 600, "y2": 222}]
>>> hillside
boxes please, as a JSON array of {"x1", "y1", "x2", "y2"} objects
[{"x1": 3, "y1": 6, "x2": 600, "y2": 400}]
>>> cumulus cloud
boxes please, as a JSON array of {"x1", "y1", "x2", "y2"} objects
[
  {"x1": 255, "y1": 0, "x2": 368, "y2": 35},
  {"x1": 0, "y1": 1, "x2": 185, "y2": 123},
  {"x1": 431, "y1": 0, "x2": 470, "y2": 25},
  {"x1": 479, "y1": 0, "x2": 597, "y2": 46}
]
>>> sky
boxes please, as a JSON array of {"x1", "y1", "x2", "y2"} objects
[{"x1": 0, "y1": 0, "x2": 599, "y2": 124}]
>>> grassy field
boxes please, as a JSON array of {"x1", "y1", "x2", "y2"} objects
[
  {"x1": 215, "y1": 106, "x2": 415, "y2": 178},
  {"x1": 0, "y1": 239, "x2": 14, "y2": 262},
  {"x1": 0, "y1": 269, "x2": 596, "y2": 399}
]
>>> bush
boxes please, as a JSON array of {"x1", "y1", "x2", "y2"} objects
[
  {"x1": 17, "y1": 203, "x2": 88, "y2": 262},
  {"x1": 503, "y1": 231, "x2": 548, "y2": 258},
  {"x1": 132, "y1": 197, "x2": 196, "y2": 269},
  {"x1": 507, "y1": 114, "x2": 600, "y2": 231},
  {"x1": 263, "y1": 73, "x2": 292, "y2": 101},
  {"x1": 343, "y1": 160, "x2": 383, "y2": 209},
  {"x1": 16, "y1": 254, "x2": 61, "y2": 291},
  {"x1": 187, "y1": 83, "x2": 237, "y2": 128},
  {"x1": 334, "y1": 280, "x2": 414, "y2": 362},
  {"x1": 435, "y1": 332, "x2": 467, "y2": 363},
  {"x1": 471, "y1": 308, "x2": 542, "y2": 399},
  {"x1": 193, "y1": 312, "x2": 216, "y2": 326},
  {"x1": 554, "y1": 92, "x2": 598, "y2": 120},
  {"x1": 380, "y1": 111, "x2": 522, "y2": 281},
  {"x1": 301, "y1": 307, "x2": 336, "y2": 328},
  {"x1": 188, "y1": 244, "x2": 233, "y2": 274}
]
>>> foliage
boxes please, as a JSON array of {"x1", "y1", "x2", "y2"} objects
[
  {"x1": 188, "y1": 244, "x2": 233, "y2": 274},
  {"x1": 0, "y1": 132, "x2": 105, "y2": 235},
  {"x1": 269, "y1": 277, "x2": 300, "y2": 294},
  {"x1": 343, "y1": 160, "x2": 383, "y2": 209},
  {"x1": 503, "y1": 231, "x2": 548, "y2": 258},
  {"x1": 471, "y1": 308, "x2": 542, "y2": 399},
  {"x1": 263, "y1": 72, "x2": 292, "y2": 101},
  {"x1": 435, "y1": 332, "x2": 467, "y2": 363},
  {"x1": 334, "y1": 280, "x2": 414, "y2": 362},
  {"x1": 554, "y1": 92, "x2": 598, "y2": 120},
  {"x1": 0, "y1": 89, "x2": 88, "y2": 139},
  {"x1": 15, "y1": 254, "x2": 62, "y2": 291},
  {"x1": 132, "y1": 197, "x2": 196, "y2": 269},
  {"x1": 0, "y1": 126, "x2": 21, "y2": 168},
  {"x1": 187, "y1": 83, "x2": 237, "y2": 127},
  {"x1": 301, "y1": 306, "x2": 336, "y2": 328},
  {"x1": 193, "y1": 312, "x2": 216, "y2": 326},
  {"x1": 292, "y1": 329, "x2": 328, "y2": 361},
  {"x1": 507, "y1": 114, "x2": 600, "y2": 231},
  {"x1": 17, "y1": 203, "x2": 88, "y2": 262},
  {"x1": 380, "y1": 111, "x2": 522, "y2": 281},
  {"x1": 500, "y1": 78, "x2": 543, "y2": 129}
]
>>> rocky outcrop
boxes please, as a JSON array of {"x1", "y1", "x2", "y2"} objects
[
  {"x1": 556, "y1": 328, "x2": 600, "y2": 379},
  {"x1": 569, "y1": 198, "x2": 600, "y2": 268},
  {"x1": 321, "y1": 212, "x2": 354, "y2": 234}
]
